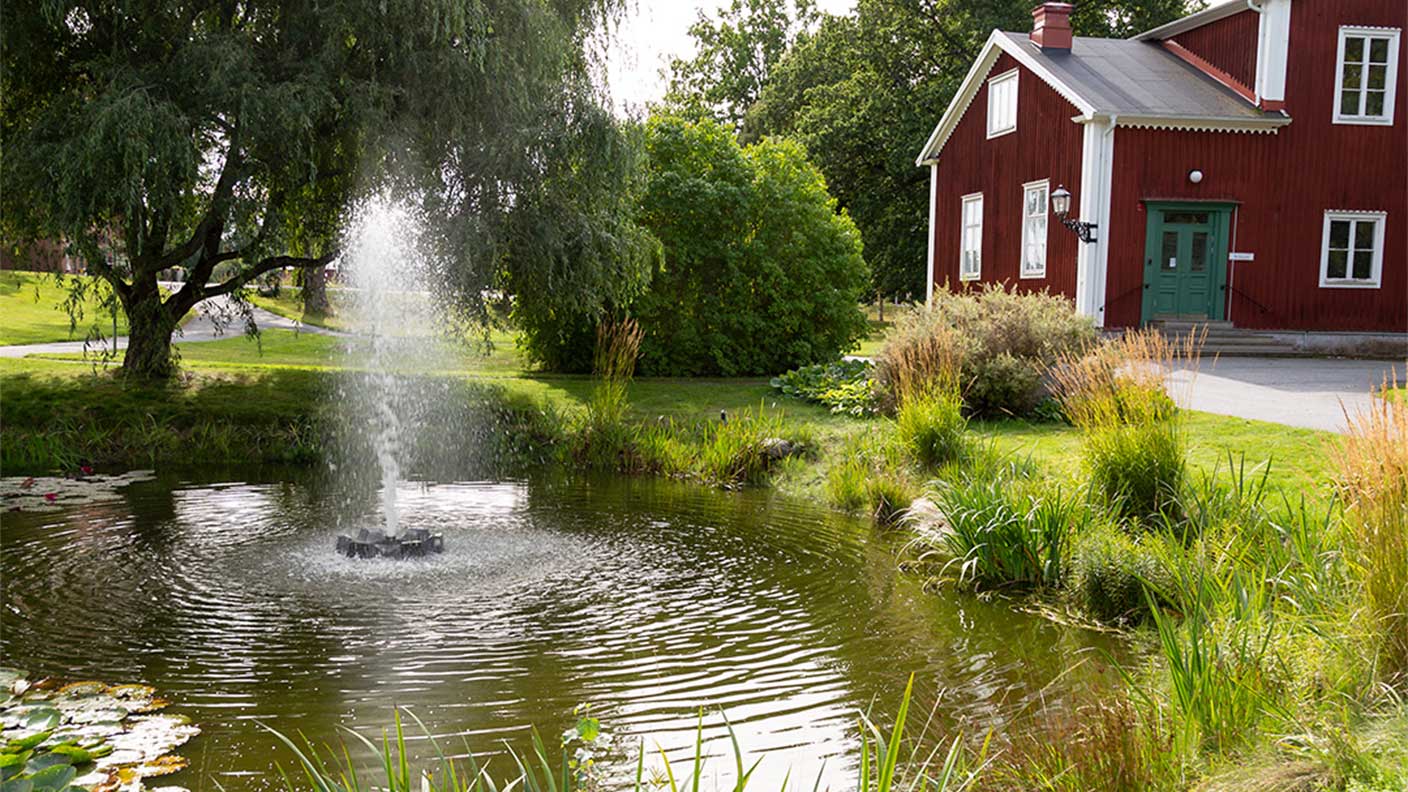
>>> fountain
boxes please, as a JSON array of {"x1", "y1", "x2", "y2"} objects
[{"x1": 333, "y1": 196, "x2": 446, "y2": 559}]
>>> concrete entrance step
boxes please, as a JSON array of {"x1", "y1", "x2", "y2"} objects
[{"x1": 1149, "y1": 320, "x2": 1305, "y2": 357}]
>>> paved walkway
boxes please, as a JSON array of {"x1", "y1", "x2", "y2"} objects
[
  {"x1": 1167, "y1": 356, "x2": 1405, "y2": 433},
  {"x1": 0, "y1": 293, "x2": 343, "y2": 359}
]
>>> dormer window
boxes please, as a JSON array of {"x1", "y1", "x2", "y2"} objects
[
  {"x1": 1334, "y1": 27, "x2": 1400, "y2": 125},
  {"x1": 986, "y1": 70, "x2": 1018, "y2": 138}
]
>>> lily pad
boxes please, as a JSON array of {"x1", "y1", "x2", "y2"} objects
[
  {"x1": 0, "y1": 672, "x2": 197, "y2": 792},
  {"x1": 1, "y1": 472, "x2": 156, "y2": 514}
]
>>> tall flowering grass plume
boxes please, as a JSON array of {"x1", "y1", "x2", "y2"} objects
[{"x1": 1332, "y1": 379, "x2": 1408, "y2": 682}]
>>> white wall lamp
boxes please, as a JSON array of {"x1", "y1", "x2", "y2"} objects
[
  {"x1": 1188, "y1": 169, "x2": 1204, "y2": 184},
  {"x1": 1050, "y1": 185, "x2": 1097, "y2": 243}
]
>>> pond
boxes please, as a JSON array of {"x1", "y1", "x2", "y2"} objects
[{"x1": 1, "y1": 469, "x2": 1127, "y2": 788}]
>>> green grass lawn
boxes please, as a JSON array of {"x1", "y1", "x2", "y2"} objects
[
  {"x1": 0, "y1": 270, "x2": 129, "y2": 345},
  {"x1": 248, "y1": 288, "x2": 356, "y2": 332},
  {"x1": 2, "y1": 327, "x2": 1338, "y2": 503}
]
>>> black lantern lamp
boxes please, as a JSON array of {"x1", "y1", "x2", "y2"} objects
[{"x1": 1050, "y1": 185, "x2": 1097, "y2": 243}]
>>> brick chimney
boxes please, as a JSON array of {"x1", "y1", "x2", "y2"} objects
[{"x1": 1031, "y1": 3, "x2": 1074, "y2": 51}]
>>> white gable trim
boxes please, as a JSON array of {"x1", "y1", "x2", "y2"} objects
[
  {"x1": 915, "y1": 31, "x2": 1096, "y2": 166},
  {"x1": 1131, "y1": 1, "x2": 1253, "y2": 42}
]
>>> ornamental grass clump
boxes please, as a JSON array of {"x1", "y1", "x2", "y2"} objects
[
  {"x1": 574, "y1": 318, "x2": 644, "y2": 469},
  {"x1": 1331, "y1": 387, "x2": 1408, "y2": 683},
  {"x1": 886, "y1": 323, "x2": 969, "y2": 469},
  {"x1": 1051, "y1": 328, "x2": 1197, "y2": 524},
  {"x1": 826, "y1": 433, "x2": 919, "y2": 523},
  {"x1": 917, "y1": 471, "x2": 1086, "y2": 590}
]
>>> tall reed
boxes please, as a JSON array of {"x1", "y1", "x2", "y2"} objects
[
  {"x1": 1049, "y1": 328, "x2": 1199, "y2": 523},
  {"x1": 575, "y1": 318, "x2": 644, "y2": 468},
  {"x1": 1331, "y1": 385, "x2": 1408, "y2": 683},
  {"x1": 267, "y1": 677, "x2": 981, "y2": 792}
]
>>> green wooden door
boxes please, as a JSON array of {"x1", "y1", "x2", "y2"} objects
[{"x1": 1141, "y1": 205, "x2": 1230, "y2": 322}]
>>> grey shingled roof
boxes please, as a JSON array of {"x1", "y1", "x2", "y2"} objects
[{"x1": 995, "y1": 31, "x2": 1276, "y2": 122}]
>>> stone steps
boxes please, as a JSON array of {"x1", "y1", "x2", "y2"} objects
[{"x1": 1149, "y1": 320, "x2": 1308, "y2": 357}]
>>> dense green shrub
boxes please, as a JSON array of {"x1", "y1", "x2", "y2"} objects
[
  {"x1": 876, "y1": 285, "x2": 1095, "y2": 416},
  {"x1": 1070, "y1": 524, "x2": 1170, "y2": 623},
  {"x1": 519, "y1": 115, "x2": 871, "y2": 375},
  {"x1": 770, "y1": 359, "x2": 878, "y2": 416}
]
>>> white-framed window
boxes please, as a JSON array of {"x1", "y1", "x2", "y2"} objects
[
  {"x1": 959, "y1": 192, "x2": 983, "y2": 281},
  {"x1": 1333, "y1": 27, "x2": 1400, "y2": 125},
  {"x1": 1319, "y1": 210, "x2": 1385, "y2": 288},
  {"x1": 986, "y1": 69, "x2": 1018, "y2": 138},
  {"x1": 1020, "y1": 180, "x2": 1049, "y2": 278}
]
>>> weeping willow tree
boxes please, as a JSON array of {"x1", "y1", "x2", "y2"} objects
[{"x1": 1, "y1": 0, "x2": 655, "y2": 378}]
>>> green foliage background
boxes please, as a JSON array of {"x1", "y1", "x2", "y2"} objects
[{"x1": 519, "y1": 115, "x2": 870, "y2": 376}]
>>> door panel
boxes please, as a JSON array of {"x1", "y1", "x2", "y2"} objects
[{"x1": 1141, "y1": 206, "x2": 1229, "y2": 323}]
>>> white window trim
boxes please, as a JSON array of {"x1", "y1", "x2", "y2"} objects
[
  {"x1": 1020, "y1": 179, "x2": 1049, "y2": 279},
  {"x1": 1332, "y1": 26, "x2": 1400, "y2": 126},
  {"x1": 1319, "y1": 210, "x2": 1386, "y2": 288},
  {"x1": 986, "y1": 69, "x2": 1019, "y2": 139},
  {"x1": 959, "y1": 192, "x2": 983, "y2": 281}
]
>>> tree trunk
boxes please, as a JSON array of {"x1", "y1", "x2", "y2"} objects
[
  {"x1": 120, "y1": 280, "x2": 178, "y2": 380},
  {"x1": 301, "y1": 265, "x2": 332, "y2": 316}
]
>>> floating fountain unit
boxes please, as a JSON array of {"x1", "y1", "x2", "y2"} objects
[{"x1": 336, "y1": 527, "x2": 444, "y2": 559}]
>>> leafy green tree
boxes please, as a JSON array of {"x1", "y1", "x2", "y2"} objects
[
  {"x1": 694, "y1": 0, "x2": 1195, "y2": 298},
  {"x1": 664, "y1": 0, "x2": 819, "y2": 130},
  {"x1": 1, "y1": 0, "x2": 651, "y2": 378},
  {"x1": 520, "y1": 115, "x2": 869, "y2": 376}
]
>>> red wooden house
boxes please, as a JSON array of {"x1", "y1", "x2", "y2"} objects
[{"x1": 916, "y1": 0, "x2": 1406, "y2": 337}]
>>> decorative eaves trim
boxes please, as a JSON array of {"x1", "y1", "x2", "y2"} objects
[
  {"x1": 1131, "y1": 2, "x2": 1255, "y2": 42},
  {"x1": 1113, "y1": 113, "x2": 1291, "y2": 133},
  {"x1": 915, "y1": 32, "x2": 1096, "y2": 166}
]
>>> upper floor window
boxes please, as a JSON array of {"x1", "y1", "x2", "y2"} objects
[
  {"x1": 960, "y1": 193, "x2": 983, "y2": 280},
  {"x1": 1020, "y1": 180, "x2": 1048, "y2": 278},
  {"x1": 1334, "y1": 27, "x2": 1400, "y2": 125},
  {"x1": 987, "y1": 70, "x2": 1018, "y2": 138},
  {"x1": 1319, "y1": 210, "x2": 1385, "y2": 288}
]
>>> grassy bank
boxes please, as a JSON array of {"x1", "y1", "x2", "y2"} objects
[{"x1": 0, "y1": 270, "x2": 128, "y2": 345}]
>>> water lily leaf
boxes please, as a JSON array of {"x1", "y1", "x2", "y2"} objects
[
  {"x1": 52, "y1": 685, "x2": 105, "y2": 701},
  {"x1": 23, "y1": 711, "x2": 59, "y2": 732},
  {"x1": 24, "y1": 765, "x2": 76, "y2": 792},
  {"x1": 5, "y1": 731, "x2": 51, "y2": 751},
  {"x1": 129, "y1": 756, "x2": 186, "y2": 778},
  {"x1": 1, "y1": 778, "x2": 34, "y2": 792},
  {"x1": 45, "y1": 745, "x2": 94, "y2": 764}
]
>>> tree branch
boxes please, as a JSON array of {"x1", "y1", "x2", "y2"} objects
[{"x1": 199, "y1": 250, "x2": 339, "y2": 300}]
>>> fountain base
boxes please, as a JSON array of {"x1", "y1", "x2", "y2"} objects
[{"x1": 336, "y1": 527, "x2": 445, "y2": 559}]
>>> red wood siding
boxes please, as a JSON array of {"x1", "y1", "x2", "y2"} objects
[
  {"x1": 1104, "y1": 0, "x2": 1408, "y2": 332},
  {"x1": 1170, "y1": 9, "x2": 1259, "y2": 93},
  {"x1": 932, "y1": 53, "x2": 1083, "y2": 299}
]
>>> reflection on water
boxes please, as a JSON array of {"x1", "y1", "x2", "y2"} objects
[{"x1": 1, "y1": 469, "x2": 1126, "y2": 788}]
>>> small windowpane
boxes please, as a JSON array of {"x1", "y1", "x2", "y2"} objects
[
  {"x1": 1366, "y1": 91, "x2": 1385, "y2": 116},
  {"x1": 1354, "y1": 220, "x2": 1377, "y2": 251},
  {"x1": 1329, "y1": 219, "x2": 1351, "y2": 249},
  {"x1": 1342, "y1": 63, "x2": 1363, "y2": 89},
  {"x1": 1341, "y1": 90, "x2": 1360, "y2": 115},
  {"x1": 1164, "y1": 211, "x2": 1209, "y2": 224},
  {"x1": 1368, "y1": 64, "x2": 1387, "y2": 89},
  {"x1": 1353, "y1": 250, "x2": 1375, "y2": 280},
  {"x1": 1161, "y1": 231, "x2": 1178, "y2": 271},
  {"x1": 1345, "y1": 36, "x2": 1365, "y2": 63},
  {"x1": 1191, "y1": 232, "x2": 1208, "y2": 271},
  {"x1": 1370, "y1": 37, "x2": 1389, "y2": 63},
  {"x1": 1327, "y1": 250, "x2": 1349, "y2": 279}
]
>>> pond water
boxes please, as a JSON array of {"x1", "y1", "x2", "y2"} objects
[{"x1": 1, "y1": 469, "x2": 1126, "y2": 788}]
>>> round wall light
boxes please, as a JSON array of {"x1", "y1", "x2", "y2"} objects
[{"x1": 1188, "y1": 169, "x2": 1204, "y2": 184}]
